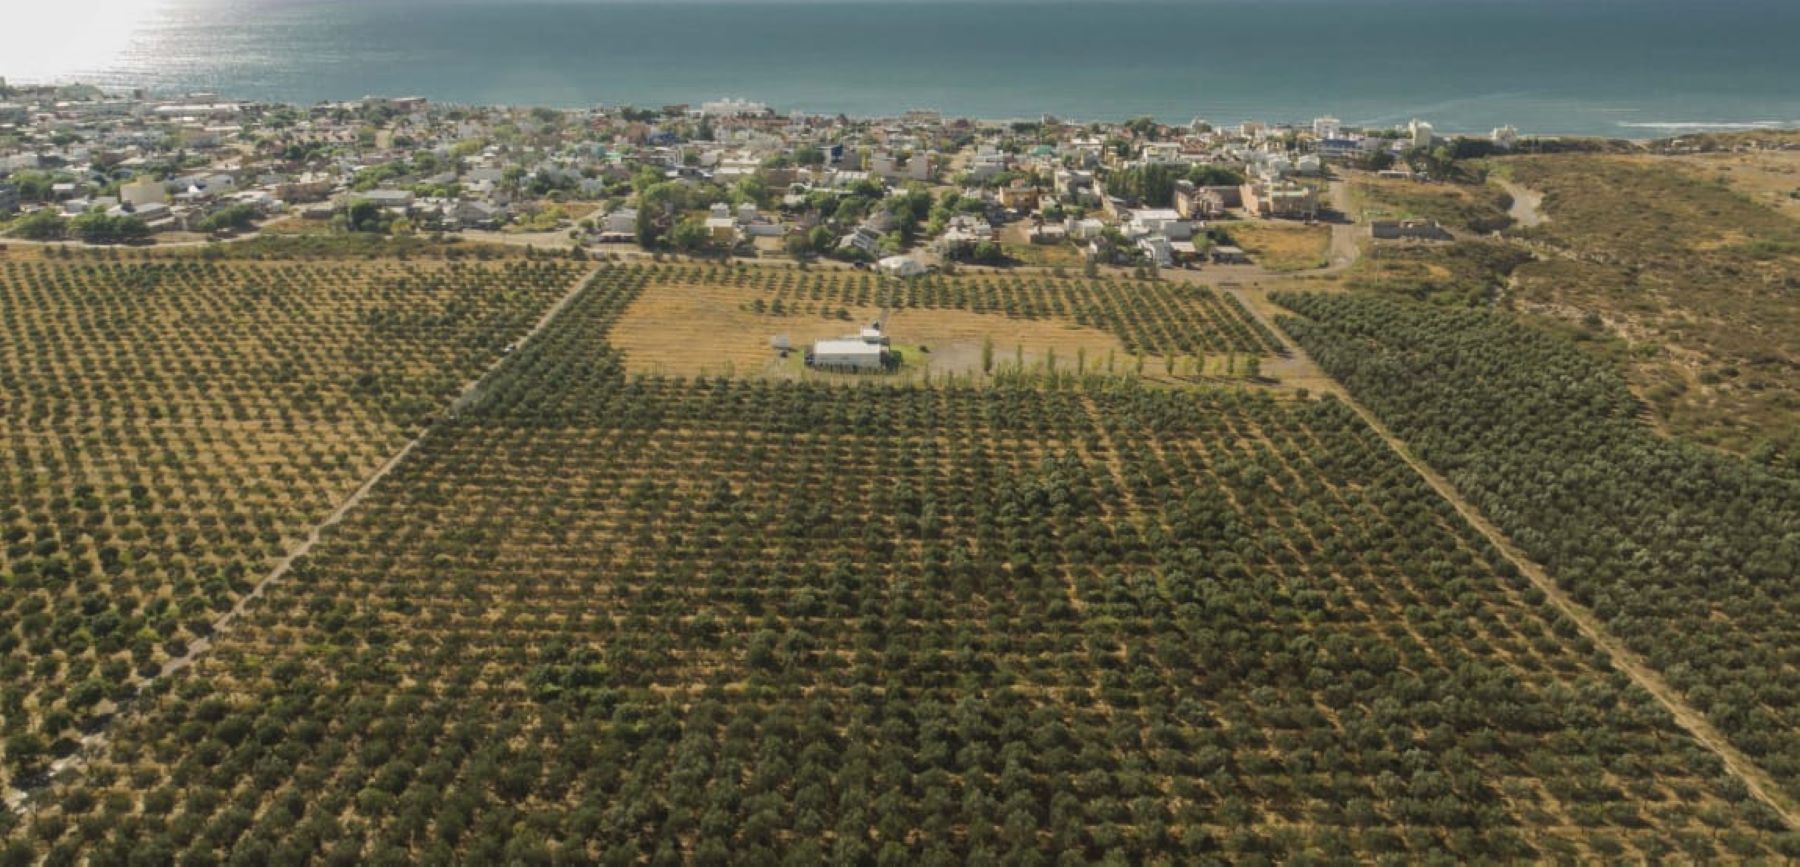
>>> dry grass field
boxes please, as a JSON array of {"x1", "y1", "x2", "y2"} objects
[
  {"x1": 606, "y1": 264, "x2": 1284, "y2": 383},
  {"x1": 610, "y1": 277, "x2": 1133, "y2": 379},
  {"x1": 1351, "y1": 175, "x2": 1515, "y2": 233},
  {"x1": 1665, "y1": 150, "x2": 1800, "y2": 219},
  {"x1": 1221, "y1": 222, "x2": 1332, "y2": 272}
]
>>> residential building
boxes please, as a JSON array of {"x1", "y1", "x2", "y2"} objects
[
  {"x1": 704, "y1": 215, "x2": 739, "y2": 244},
  {"x1": 1409, "y1": 118, "x2": 1437, "y2": 149},
  {"x1": 358, "y1": 189, "x2": 415, "y2": 211},
  {"x1": 839, "y1": 225, "x2": 883, "y2": 256},
  {"x1": 1125, "y1": 208, "x2": 1192, "y2": 241},
  {"x1": 1176, "y1": 183, "x2": 1242, "y2": 220},
  {"x1": 1055, "y1": 169, "x2": 1095, "y2": 203},
  {"x1": 967, "y1": 149, "x2": 1009, "y2": 181},
  {"x1": 449, "y1": 200, "x2": 503, "y2": 230},
  {"x1": 1029, "y1": 222, "x2": 1068, "y2": 245},
  {"x1": 697, "y1": 98, "x2": 772, "y2": 118},
  {"x1": 1138, "y1": 235, "x2": 1174, "y2": 268},
  {"x1": 998, "y1": 181, "x2": 1040, "y2": 212},
  {"x1": 1317, "y1": 138, "x2": 1362, "y2": 160},
  {"x1": 1241, "y1": 180, "x2": 1318, "y2": 220},
  {"x1": 1066, "y1": 217, "x2": 1107, "y2": 240},
  {"x1": 936, "y1": 214, "x2": 994, "y2": 252}
]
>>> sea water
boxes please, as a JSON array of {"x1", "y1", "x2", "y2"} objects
[{"x1": 10, "y1": 0, "x2": 1800, "y2": 136}]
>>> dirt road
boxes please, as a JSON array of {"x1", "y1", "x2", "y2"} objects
[{"x1": 1496, "y1": 178, "x2": 1550, "y2": 228}]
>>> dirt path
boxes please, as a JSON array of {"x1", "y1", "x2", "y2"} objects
[
  {"x1": 1496, "y1": 178, "x2": 1550, "y2": 228},
  {"x1": 1324, "y1": 180, "x2": 1361, "y2": 270},
  {"x1": 1242, "y1": 295, "x2": 1800, "y2": 829},
  {"x1": 5, "y1": 265, "x2": 603, "y2": 813}
]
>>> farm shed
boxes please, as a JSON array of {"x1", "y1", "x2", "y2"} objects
[{"x1": 810, "y1": 338, "x2": 887, "y2": 371}]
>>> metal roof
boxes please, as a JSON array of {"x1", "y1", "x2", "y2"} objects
[{"x1": 813, "y1": 339, "x2": 883, "y2": 356}]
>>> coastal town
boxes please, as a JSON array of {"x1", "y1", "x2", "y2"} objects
[{"x1": 0, "y1": 80, "x2": 1556, "y2": 270}]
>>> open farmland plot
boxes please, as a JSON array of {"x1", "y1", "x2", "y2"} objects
[
  {"x1": 607, "y1": 264, "x2": 1282, "y2": 379},
  {"x1": 1350, "y1": 177, "x2": 1514, "y2": 234},
  {"x1": 12, "y1": 272, "x2": 1789, "y2": 864},
  {"x1": 0, "y1": 258, "x2": 587, "y2": 781},
  {"x1": 1219, "y1": 223, "x2": 1333, "y2": 273}
]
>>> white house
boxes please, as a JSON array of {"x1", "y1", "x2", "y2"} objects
[
  {"x1": 697, "y1": 98, "x2": 772, "y2": 118},
  {"x1": 1126, "y1": 209, "x2": 1192, "y2": 241},
  {"x1": 1137, "y1": 236, "x2": 1174, "y2": 268},
  {"x1": 877, "y1": 255, "x2": 927, "y2": 278},
  {"x1": 966, "y1": 150, "x2": 1009, "y2": 182},
  {"x1": 1409, "y1": 119, "x2": 1437, "y2": 149},
  {"x1": 1066, "y1": 217, "x2": 1108, "y2": 240}
]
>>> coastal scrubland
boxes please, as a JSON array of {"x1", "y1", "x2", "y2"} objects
[
  {"x1": 1351, "y1": 176, "x2": 1514, "y2": 234},
  {"x1": 1499, "y1": 155, "x2": 1800, "y2": 463}
]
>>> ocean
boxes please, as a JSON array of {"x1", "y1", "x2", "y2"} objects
[{"x1": 9, "y1": 0, "x2": 1800, "y2": 137}]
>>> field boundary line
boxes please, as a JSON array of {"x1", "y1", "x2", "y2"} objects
[{"x1": 6, "y1": 264, "x2": 603, "y2": 813}]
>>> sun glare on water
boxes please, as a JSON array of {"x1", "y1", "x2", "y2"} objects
[{"x1": 6, "y1": 0, "x2": 175, "y2": 84}]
